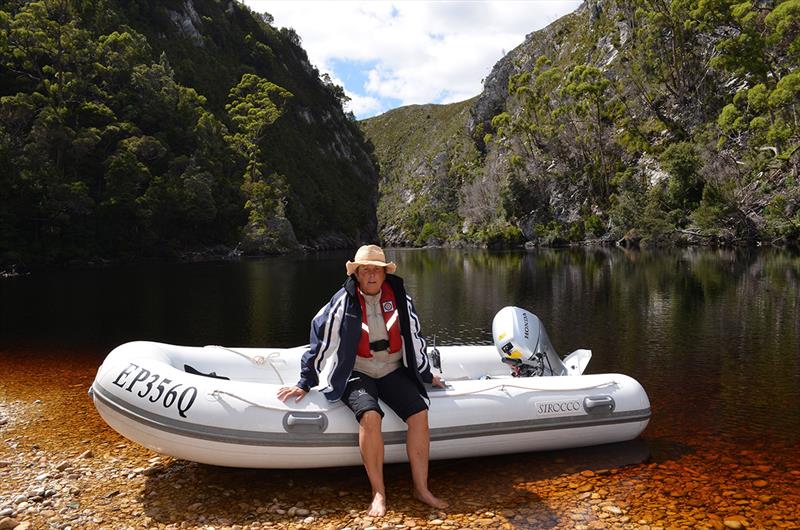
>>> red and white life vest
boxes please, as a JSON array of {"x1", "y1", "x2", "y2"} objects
[{"x1": 357, "y1": 281, "x2": 402, "y2": 358}]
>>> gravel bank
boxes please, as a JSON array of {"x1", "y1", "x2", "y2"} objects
[{"x1": 1, "y1": 364, "x2": 799, "y2": 529}]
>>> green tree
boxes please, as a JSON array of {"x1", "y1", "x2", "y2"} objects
[
  {"x1": 556, "y1": 64, "x2": 621, "y2": 201},
  {"x1": 226, "y1": 73, "x2": 293, "y2": 232},
  {"x1": 660, "y1": 141, "x2": 704, "y2": 212},
  {"x1": 702, "y1": 0, "x2": 799, "y2": 155},
  {"x1": 0, "y1": 0, "x2": 98, "y2": 255},
  {"x1": 0, "y1": 1, "x2": 246, "y2": 260},
  {"x1": 506, "y1": 56, "x2": 562, "y2": 154}
]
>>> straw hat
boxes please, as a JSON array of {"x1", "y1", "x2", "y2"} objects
[{"x1": 346, "y1": 245, "x2": 397, "y2": 276}]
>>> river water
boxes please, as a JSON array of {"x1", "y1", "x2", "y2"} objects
[{"x1": 1, "y1": 247, "x2": 799, "y2": 528}]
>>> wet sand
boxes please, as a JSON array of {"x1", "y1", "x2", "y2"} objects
[{"x1": 1, "y1": 350, "x2": 799, "y2": 530}]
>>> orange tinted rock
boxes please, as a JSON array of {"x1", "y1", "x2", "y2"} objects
[{"x1": 708, "y1": 519, "x2": 725, "y2": 530}]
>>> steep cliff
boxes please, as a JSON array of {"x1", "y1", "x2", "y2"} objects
[
  {"x1": 0, "y1": 0, "x2": 379, "y2": 266},
  {"x1": 363, "y1": 0, "x2": 800, "y2": 248},
  {"x1": 113, "y1": 0, "x2": 380, "y2": 248}
]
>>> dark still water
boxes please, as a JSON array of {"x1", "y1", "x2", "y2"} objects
[{"x1": 2, "y1": 247, "x2": 799, "y2": 446}]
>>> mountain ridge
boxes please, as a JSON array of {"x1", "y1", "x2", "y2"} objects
[{"x1": 362, "y1": 0, "x2": 800, "y2": 248}]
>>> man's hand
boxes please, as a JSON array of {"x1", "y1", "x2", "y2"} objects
[
  {"x1": 277, "y1": 386, "x2": 307, "y2": 402},
  {"x1": 431, "y1": 374, "x2": 445, "y2": 388}
]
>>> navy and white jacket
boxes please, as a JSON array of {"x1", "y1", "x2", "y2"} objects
[{"x1": 297, "y1": 274, "x2": 433, "y2": 402}]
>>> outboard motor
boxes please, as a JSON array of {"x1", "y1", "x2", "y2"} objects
[{"x1": 492, "y1": 306, "x2": 567, "y2": 377}]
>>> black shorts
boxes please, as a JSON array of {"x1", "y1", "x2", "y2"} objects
[{"x1": 342, "y1": 368, "x2": 428, "y2": 423}]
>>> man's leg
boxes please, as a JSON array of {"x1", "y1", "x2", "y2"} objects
[
  {"x1": 359, "y1": 410, "x2": 387, "y2": 516},
  {"x1": 343, "y1": 373, "x2": 388, "y2": 516},
  {"x1": 406, "y1": 409, "x2": 448, "y2": 509}
]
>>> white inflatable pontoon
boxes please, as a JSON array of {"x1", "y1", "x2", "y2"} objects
[{"x1": 90, "y1": 308, "x2": 650, "y2": 468}]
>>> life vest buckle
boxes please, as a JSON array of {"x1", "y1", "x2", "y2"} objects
[{"x1": 369, "y1": 339, "x2": 390, "y2": 351}]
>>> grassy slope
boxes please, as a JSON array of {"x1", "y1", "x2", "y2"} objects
[{"x1": 361, "y1": 99, "x2": 479, "y2": 244}]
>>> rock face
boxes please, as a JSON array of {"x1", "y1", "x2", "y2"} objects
[
  {"x1": 468, "y1": 11, "x2": 580, "y2": 152},
  {"x1": 166, "y1": 0, "x2": 205, "y2": 46},
  {"x1": 363, "y1": 0, "x2": 798, "y2": 248},
  {"x1": 468, "y1": 52, "x2": 515, "y2": 152},
  {"x1": 240, "y1": 219, "x2": 301, "y2": 255},
  {"x1": 364, "y1": 6, "x2": 594, "y2": 247}
]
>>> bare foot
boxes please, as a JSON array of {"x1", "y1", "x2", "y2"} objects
[
  {"x1": 414, "y1": 488, "x2": 448, "y2": 509},
  {"x1": 368, "y1": 491, "x2": 386, "y2": 517}
]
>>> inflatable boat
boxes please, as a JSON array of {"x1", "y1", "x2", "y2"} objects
[{"x1": 90, "y1": 308, "x2": 651, "y2": 468}]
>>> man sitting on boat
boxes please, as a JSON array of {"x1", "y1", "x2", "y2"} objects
[{"x1": 277, "y1": 245, "x2": 447, "y2": 516}]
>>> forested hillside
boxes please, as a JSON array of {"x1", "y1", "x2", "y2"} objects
[
  {"x1": 363, "y1": 100, "x2": 479, "y2": 246},
  {"x1": 363, "y1": 0, "x2": 800, "y2": 248},
  {"x1": 0, "y1": 0, "x2": 379, "y2": 266}
]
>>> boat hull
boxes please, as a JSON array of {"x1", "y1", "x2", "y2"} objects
[{"x1": 91, "y1": 342, "x2": 650, "y2": 468}]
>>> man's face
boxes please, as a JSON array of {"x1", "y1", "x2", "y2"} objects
[{"x1": 355, "y1": 265, "x2": 385, "y2": 295}]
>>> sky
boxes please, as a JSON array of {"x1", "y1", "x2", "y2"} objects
[{"x1": 242, "y1": 1, "x2": 583, "y2": 119}]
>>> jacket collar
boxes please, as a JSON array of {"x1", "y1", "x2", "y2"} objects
[{"x1": 344, "y1": 275, "x2": 358, "y2": 297}]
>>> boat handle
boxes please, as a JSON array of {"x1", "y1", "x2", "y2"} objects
[
  {"x1": 283, "y1": 412, "x2": 328, "y2": 433},
  {"x1": 583, "y1": 395, "x2": 615, "y2": 414},
  {"x1": 287, "y1": 414, "x2": 324, "y2": 426}
]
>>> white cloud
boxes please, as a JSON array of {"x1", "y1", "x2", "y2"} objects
[
  {"x1": 243, "y1": 1, "x2": 582, "y2": 118},
  {"x1": 347, "y1": 93, "x2": 384, "y2": 117}
]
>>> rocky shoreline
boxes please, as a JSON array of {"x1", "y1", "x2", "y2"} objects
[
  {"x1": 2, "y1": 394, "x2": 800, "y2": 530},
  {"x1": 4, "y1": 239, "x2": 798, "y2": 278}
]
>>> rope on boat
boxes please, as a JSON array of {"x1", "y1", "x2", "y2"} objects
[
  {"x1": 206, "y1": 345, "x2": 266, "y2": 365},
  {"x1": 265, "y1": 351, "x2": 286, "y2": 385},
  {"x1": 204, "y1": 346, "x2": 615, "y2": 400},
  {"x1": 429, "y1": 380, "x2": 619, "y2": 398},
  {"x1": 211, "y1": 380, "x2": 619, "y2": 409},
  {"x1": 205, "y1": 346, "x2": 286, "y2": 385},
  {"x1": 208, "y1": 389, "x2": 345, "y2": 412}
]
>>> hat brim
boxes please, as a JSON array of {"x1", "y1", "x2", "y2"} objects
[{"x1": 346, "y1": 259, "x2": 397, "y2": 276}]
